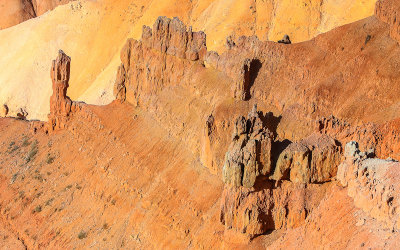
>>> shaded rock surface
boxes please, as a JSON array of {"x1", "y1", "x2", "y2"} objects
[
  {"x1": 278, "y1": 34, "x2": 291, "y2": 44},
  {"x1": 272, "y1": 133, "x2": 341, "y2": 184},
  {"x1": 1, "y1": 104, "x2": 8, "y2": 117},
  {"x1": 220, "y1": 181, "x2": 328, "y2": 238},
  {"x1": 222, "y1": 105, "x2": 273, "y2": 188}
]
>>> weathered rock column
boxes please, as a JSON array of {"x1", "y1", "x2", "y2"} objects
[{"x1": 47, "y1": 50, "x2": 80, "y2": 131}]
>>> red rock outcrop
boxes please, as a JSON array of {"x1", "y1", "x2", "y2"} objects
[
  {"x1": 47, "y1": 50, "x2": 81, "y2": 131},
  {"x1": 0, "y1": 104, "x2": 8, "y2": 117},
  {"x1": 337, "y1": 141, "x2": 400, "y2": 231},
  {"x1": 220, "y1": 183, "x2": 310, "y2": 237},
  {"x1": 375, "y1": 0, "x2": 400, "y2": 43},
  {"x1": 317, "y1": 115, "x2": 400, "y2": 161},
  {"x1": 222, "y1": 105, "x2": 273, "y2": 188},
  {"x1": 219, "y1": 106, "x2": 337, "y2": 238},
  {"x1": 272, "y1": 133, "x2": 341, "y2": 184},
  {"x1": 114, "y1": 17, "x2": 207, "y2": 105}
]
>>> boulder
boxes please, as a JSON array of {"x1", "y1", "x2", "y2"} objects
[
  {"x1": 272, "y1": 133, "x2": 341, "y2": 184},
  {"x1": 114, "y1": 17, "x2": 207, "y2": 104},
  {"x1": 16, "y1": 108, "x2": 28, "y2": 120},
  {"x1": 278, "y1": 34, "x2": 291, "y2": 44}
]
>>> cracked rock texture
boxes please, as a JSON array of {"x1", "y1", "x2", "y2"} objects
[
  {"x1": 47, "y1": 50, "x2": 81, "y2": 131},
  {"x1": 222, "y1": 105, "x2": 273, "y2": 188},
  {"x1": 272, "y1": 133, "x2": 341, "y2": 184},
  {"x1": 338, "y1": 141, "x2": 400, "y2": 231}
]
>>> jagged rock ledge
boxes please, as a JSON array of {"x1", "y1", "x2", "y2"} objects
[{"x1": 375, "y1": 0, "x2": 400, "y2": 43}]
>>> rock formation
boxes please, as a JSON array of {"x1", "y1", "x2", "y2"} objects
[
  {"x1": 114, "y1": 17, "x2": 207, "y2": 105},
  {"x1": 47, "y1": 50, "x2": 81, "y2": 131},
  {"x1": 1, "y1": 104, "x2": 8, "y2": 117},
  {"x1": 222, "y1": 104, "x2": 273, "y2": 188},
  {"x1": 219, "y1": 105, "x2": 337, "y2": 238},
  {"x1": 337, "y1": 141, "x2": 400, "y2": 231},
  {"x1": 272, "y1": 133, "x2": 341, "y2": 184},
  {"x1": 375, "y1": 0, "x2": 400, "y2": 43},
  {"x1": 316, "y1": 115, "x2": 400, "y2": 161},
  {"x1": 278, "y1": 34, "x2": 292, "y2": 44},
  {"x1": 16, "y1": 108, "x2": 28, "y2": 120}
]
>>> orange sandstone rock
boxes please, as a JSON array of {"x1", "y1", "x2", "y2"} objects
[
  {"x1": 337, "y1": 141, "x2": 400, "y2": 231},
  {"x1": 375, "y1": 0, "x2": 400, "y2": 43},
  {"x1": 272, "y1": 133, "x2": 341, "y2": 184},
  {"x1": 47, "y1": 50, "x2": 81, "y2": 131},
  {"x1": 222, "y1": 104, "x2": 273, "y2": 188},
  {"x1": 114, "y1": 17, "x2": 207, "y2": 105}
]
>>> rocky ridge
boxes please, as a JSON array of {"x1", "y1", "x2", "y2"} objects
[
  {"x1": 110, "y1": 5, "x2": 400, "y2": 240},
  {"x1": 0, "y1": 0, "x2": 399, "y2": 248},
  {"x1": 114, "y1": 16, "x2": 207, "y2": 105},
  {"x1": 338, "y1": 141, "x2": 400, "y2": 231}
]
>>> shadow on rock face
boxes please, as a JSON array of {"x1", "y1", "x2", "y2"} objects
[{"x1": 243, "y1": 59, "x2": 262, "y2": 101}]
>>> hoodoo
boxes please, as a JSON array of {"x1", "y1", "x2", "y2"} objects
[
  {"x1": 48, "y1": 50, "x2": 81, "y2": 131},
  {"x1": 0, "y1": 0, "x2": 400, "y2": 248}
]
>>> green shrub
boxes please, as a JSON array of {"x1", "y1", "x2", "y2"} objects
[
  {"x1": 25, "y1": 140, "x2": 38, "y2": 163},
  {"x1": 33, "y1": 205, "x2": 42, "y2": 213},
  {"x1": 46, "y1": 153, "x2": 55, "y2": 164},
  {"x1": 21, "y1": 137, "x2": 30, "y2": 147},
  {"x1": 78, "y1": 231, "x2": 87, "y2": 239}
]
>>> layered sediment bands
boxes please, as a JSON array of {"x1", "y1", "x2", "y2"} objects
[
  {"x1": 376, "y1": 0, "x2": 400, "y2": 43},
  {"x1": 114, "y1": 16, "x2": 207, "y2": 105},
  {"x1": 47, "y1": 50, "x2": 81, "y2": 131},
  {"x1": 337, "y1": 141, "x2": 400, "y2": 231}
]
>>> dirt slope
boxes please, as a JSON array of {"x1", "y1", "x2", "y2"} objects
[
  {"x1": 0, "y1": 0, "x2": 74, "y2": 30},
  {"x1": 0, "y1": 0, "x2": 376, "y2": 120}
]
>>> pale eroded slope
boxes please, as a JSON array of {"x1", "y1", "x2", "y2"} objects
[{"x1": 0, "y1": 0, "x2": 376, "y2": 120}]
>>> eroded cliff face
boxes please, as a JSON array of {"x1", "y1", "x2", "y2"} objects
[
  {"x1": 219, "y1": 107, "x2": 338, "y2": 237},
  {"x1": 109, "y1": 6, "x2": 400, "y2": 242},
  {"x1": 337, "y1": 141, "x2": 400, "y2": 231},
  {"x1": 0, "y1": 0, "x2": 377, "y2": 121},
  {"x1": 114, "y1": 17, "x2": 207, "y2": 105},
  {"x1": 376, "y1": 0, "x2": 400, "y2": 43}
]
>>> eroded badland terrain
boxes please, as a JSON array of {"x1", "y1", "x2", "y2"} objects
[{"x1": 1, "y1": 0, "x2": 400, "y2": 249}]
